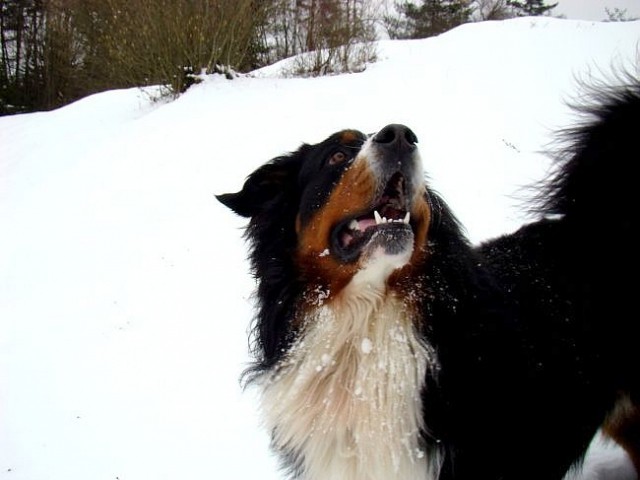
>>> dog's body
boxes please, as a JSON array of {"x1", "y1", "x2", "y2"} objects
[{"x1": 218, "y1": 79, "x2": 640, "y2": 480}]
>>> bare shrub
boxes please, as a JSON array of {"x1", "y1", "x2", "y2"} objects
[
  {"x1": 261, "y1": 0, "x2": 378, "y2": 77},
  {"x1": 73, "y1": 0, "x2": 267, "y2": 95}
]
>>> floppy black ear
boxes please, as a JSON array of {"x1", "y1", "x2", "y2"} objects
[{"x1": 216, "y1": 154, "x2": 302, "y2": 218}]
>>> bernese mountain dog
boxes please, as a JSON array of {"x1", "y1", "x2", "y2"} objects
[{"x1": 217, "y1": 78, "x2": 640, "y2": 480}]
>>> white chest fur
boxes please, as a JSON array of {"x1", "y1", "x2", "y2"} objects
[{"x1": 260, "y1": 289, "x2": 441, "y2": 480}]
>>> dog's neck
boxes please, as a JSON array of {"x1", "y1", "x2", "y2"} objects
[{"x1": 260, "y1": 277, "x2": 441, "y2": 480}]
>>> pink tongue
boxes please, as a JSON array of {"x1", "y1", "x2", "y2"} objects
[
  {"x1": 341, "y1": 218, "x2": 376, "y2": 247},
  {"x1": 357, "y1": 218, "x2": 377, "y2": 231}
]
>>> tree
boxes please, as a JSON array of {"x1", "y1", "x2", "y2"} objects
[
  {"x1": 506, "y1": 0, "x2": 557, "y2": 16},
  {"x1": 471, "y1": 0, "x2": 514, "y2": 20},
  {"x1": 260, "y1": 0, "x2": 377, "y2": 76},
  {"x1": 386, "y1": 0, "x2": 473, "y2": 39},
  {"x1": 604, "y1": 7, "x2": 638, "y2": 22},
  {"x1": 41, "y1": 0, "x2": 84, "y2": 109},
  {"x1": 0, "y1": 0, "x2": 51, "y2": 113}
]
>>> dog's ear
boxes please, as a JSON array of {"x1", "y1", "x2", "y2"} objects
[{"x1": 216, "y1": 153, "x2": 303, "y2": 218}]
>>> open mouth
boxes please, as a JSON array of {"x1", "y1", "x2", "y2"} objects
[{"x1": 331, "y1": 172, "x2": 414, "y2": 262}]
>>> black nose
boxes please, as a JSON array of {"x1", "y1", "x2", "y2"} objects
[{"x1": 372, "y1": 124, "x2": 418, "y2": 150}]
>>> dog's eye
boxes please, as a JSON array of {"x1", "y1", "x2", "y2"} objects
[{"x1": 329, "y1": 151, "x2": 348, "y2": 165}]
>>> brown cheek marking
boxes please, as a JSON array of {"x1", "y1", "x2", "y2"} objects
[
  {"x1": 603, "y1": 395, "x2": 640, "y2": 473},
  {"x1": 339, "y1": 130, "x2": 359, "y2": 144},
  {"x1": 296, "y1": 159, "x2": 377, "y2": 296},
  {"x1": 410, "y1": 193, "x2": 431, "y2": 265}
]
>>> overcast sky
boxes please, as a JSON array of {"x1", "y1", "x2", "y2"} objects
[{"x1": 554, "y1": 0, "x2": 640, "y2": 20}]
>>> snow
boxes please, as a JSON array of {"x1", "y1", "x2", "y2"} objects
[
  {"x1": 361, "y1": 338, "x2": 374, "y2": 354},
  {"x1": 1, "y1": 17, "x2": 639, "y2": 480}
]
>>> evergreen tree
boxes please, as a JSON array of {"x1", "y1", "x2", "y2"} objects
[
  {"x1": 507, "y1": 0, "x2": 557, "y2": 16},
  {"x1": 387, "y1": 0, "x2": 472, "y2": 39}
]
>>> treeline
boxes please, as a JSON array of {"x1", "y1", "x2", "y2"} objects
[
  {"x1": 1, "y1": 0, "x2": 559, "y2": 115},
  {"x1": 0, "y1": 0, "x2": 378, "y2": 114},
  {"x1": 385, "y1": 0, "x2": 557, "y2": 39}
]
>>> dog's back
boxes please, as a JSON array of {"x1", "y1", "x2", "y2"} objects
[{"x1": 476, "y1": 77, "x2": 640, "y2": 477}]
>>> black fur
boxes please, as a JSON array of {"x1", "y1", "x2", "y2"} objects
[
  {"x1": 217, "y1": 131, "x2": 366, "y2": 379},
  {"x1": 217, "y1": 77, "x2": 640, "y2": 479}
]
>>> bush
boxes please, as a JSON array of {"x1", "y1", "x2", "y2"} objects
[{"x1": 73, "y1": 0, "x2": 267, "y2": 96}]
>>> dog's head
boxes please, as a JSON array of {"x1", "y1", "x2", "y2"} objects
[{"x1": 218, "y1": 124, "x2": 432, "y2": 302}]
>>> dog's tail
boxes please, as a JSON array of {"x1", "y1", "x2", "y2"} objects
[
  {"x1": 542, "y1": 72, "x2": 640, "y2": 466},
  {"x1": 538, "y1": 72, "x2": 639, "y2": 232}
]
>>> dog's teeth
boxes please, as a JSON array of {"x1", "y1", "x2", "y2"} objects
[
  {"x1": 349, "y1": 219, "x2": 359, "y2": 231},
  {"x1": 374, "y1": 211, "x2": 410, "y2": 225}
]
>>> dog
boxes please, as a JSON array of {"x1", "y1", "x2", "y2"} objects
[{"x1": 217, "y1": 78, "x2": 640, "y2": 480}]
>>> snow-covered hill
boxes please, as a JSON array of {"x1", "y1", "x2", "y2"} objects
[{"x1": 1, "y1": 17, "x2": 639, "y2": 480}]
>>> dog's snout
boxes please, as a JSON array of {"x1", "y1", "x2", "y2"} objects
[{"x1": 373, "y1": 124, "x2": 418, "y2": 151}]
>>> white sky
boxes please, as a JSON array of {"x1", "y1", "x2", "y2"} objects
[{"x1": 555, "y1": 0, "x2": 640, "y2": 20}]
